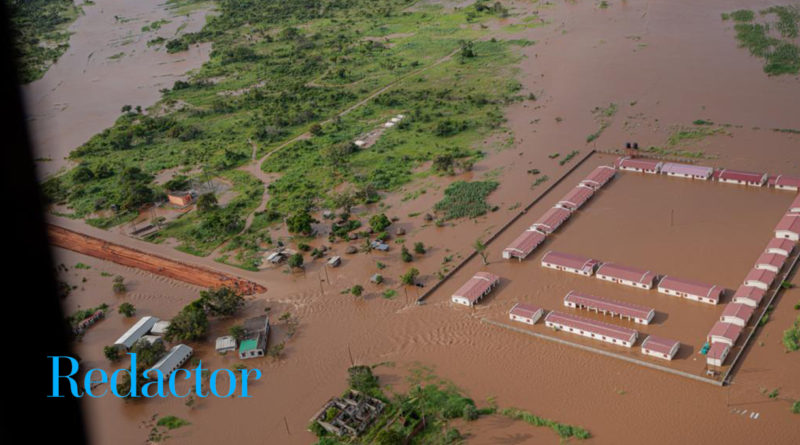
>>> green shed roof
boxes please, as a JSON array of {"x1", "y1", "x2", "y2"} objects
[{"x1": 239, "y1": 338, "x2": 258, "y2": 352}]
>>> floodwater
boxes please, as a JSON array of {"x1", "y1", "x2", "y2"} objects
[
  {"x1": 22, "y1": 0, "x2": 212, "y2": 178},
  {"x1": 45, "y1": 0, "x2": 800, "y2": 444}
]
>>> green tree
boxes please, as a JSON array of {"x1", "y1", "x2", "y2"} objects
[
  {"x1": 197, "y1": 193, "x2": 218, "y2": 213},
  {"x1": 474, "y1": 238, "x2": 488, "y2": 265},
  {"x1": 131, "y1": 338, "x2": 166, "y2": 367},
  {"x1": 112, "y1": 275, "x2": 126, "y2": 293},
  {"x1": 369, "y1": 213, "x2": 391, "y2": 232},
  {"x1": 351, "y1": 284, "x2": 364, "y2": 297},
  {"x1": 104, "y1": 345, "x2": 121, "y2": 362},
  {"x1": 287, "y1": 210, "x2": 318, "y2": 235},
  {"x1": 288, "y1": 253, "x2": 304, "y2": 269},
  {"x1": 165, "y1": 301, "x2": 209, "y2": 342},
  {"x1": 229, "y1": 324, "x2": 245, "y2": 341},
  {"x1": 199, "y1": 287, "x2": 244, "y2": 317},
  {"x1": 400, "y1": 268, "x2": 419, "y2": 286},
  {"x1": 414, "y1": 242, "x2": 426, "y2": 254},
  {"x1": 118, "y1": 302, "x2": 136, "y2": 317},
  {"x1": 401, "y1": 245, "x2": 413, "y2": 262}
]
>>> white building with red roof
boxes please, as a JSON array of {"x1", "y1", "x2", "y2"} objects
[
  {"x1": 790, "y1": 194, "x2": 800, "y2": 213},
  {"x1": 596, "y1": 263, "x2": 656, "y2": 289},
  {"x1": 717, "y1": 169, "x2": 767, "y2": 187},
  {"x1": 766, "y1": 237, "x2": 795, "y2": 257},
  {"x1": 502, "y1": 229, "x2": 546, "y2": 261},
  {"x1": 775, "y1": 213, "x2": 800, "y2": 241},
  {"x1": 541, "y1": 251, "x2": 599, "y2": 276},
  {"x1": 744, "y1": 268, "x2": 776, "y2": 291},
  {"x1": 772, "y1": 175, "x2": 800, "y2": 191},
  {"x1": 509, "y1": 303, "x2": 544, "y2": 325},
  {"x1": 581, "y1": 165, "x2": 616, "y2": 190},
  {"x1": 451, "y1": 272, "x2": 500, "y2": 306},
  {"x1": 641, "y1": 336, "x2": 680, "y2": 360},
  {"x1": 531, "y1": 206, "x2": 571, "y2": 234},
  {"x1": 617, "y1": 157, "x2": 662, "y2": 174},
  {"x1": 657, "y1": 276, "x2": 722, "y2": 305},
  {"x1": 720, "y1": 303, "x2": 755, "y2": 327},
  {"x1": 660, "y1": 162, "x2": 713, "y2": 180},
  {"x1": 706, "y1": 342, "x2": 730, "y2": 367},
  {"x1": 563, "y1": 290, "x2": 655, "y2": 324},
  {"x1": 732, "y1": 285, "x2": 766, "y2": 308},
  {"x1": 544, "y1": 311, "x2": 638, "y2": 347},
  {"x1": 754, "y1": 252, "x2": 785, "y2": 274},
  {"x1": 708, "y1": 321, "x2": 743, "y2": 346},
  {"x1": 557, "y1": 185, "x2": 594, "y2": 212}
]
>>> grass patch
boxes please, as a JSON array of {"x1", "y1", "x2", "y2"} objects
[
  {"x1": 156, "y1": 415, "x2": 190, "y2": 430},
  {"x1": 666, "y1": 125, "x2": 726, "y2": 146},
  {"x1": 433, "y1": 180, "x2": 498, "y2": 221},
  {"x1": 783, "y1": 314, "x2": 800, "y2": 352},
  {"x1": 725, "y1": 6, "x2": 800, "y2": 75},
  {"x1": 501, "y1": 407, "x2": 591, "y2": 440}
]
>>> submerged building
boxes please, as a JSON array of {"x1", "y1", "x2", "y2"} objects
[
  {"x1": 657, "y1": 276, "x2": 722, "y2": 305},
  {"x1": 541, "y1": 251, "x2": 599, "y2": 276},
  {"x1": 544, "y1": 311, "x2": 638, "y2": 347},
  {"x1": 451, "y1": 272, "x2": 500, "y2": 306},
  {"x1": 596, "y1": 263, "x2": 656, "y2": 289}
]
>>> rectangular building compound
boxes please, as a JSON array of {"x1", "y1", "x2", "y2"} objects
[
  {"x1": 657, "y1": 276, "x2": 722, "y2": 305},
  {"x1": 502, "y1": 229, "x2": 546, "y2": 261},
  {"x1": 541, "y1": 251, "x2": 599, "y2": 276},
  {"x1": 545, "y1": 311, "x2": 638, "y2": 347},
  {"x1": 641, "y1": 335, "x2": 680, "y2": 360},
  {"x1": 563, "y1": 290, "x2": 655, "y2": 324},
  {"x1": 451, "y1": 272, "x2": 500, "y2": 306},
  {"x1": 596, "y1": 263, "x2": 656, "y2": 289},
  {"x1": 509, "y1": 303, "x2": 544, "y2": 325}
]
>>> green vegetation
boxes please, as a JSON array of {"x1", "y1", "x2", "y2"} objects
[
  {"x1": 783, "y1": 314, "x2": 800, "y2": 352},
  {"x1": 351, "y1": 284, "x2": 364, "y2": 297},
  {"x1": 7, "y1": 0, "x2": 81, "y2": 83},
  {"x1": 401, "y1": 244, "x2": 413, "y2": 262},
  {"x1": 104, "y1": 345, "x2": 120, "y2": 362},
  {"x1": 400, "y1": 267, "x2": 419, "y2": 286},
  {"x1": 586, "y1": 103, "x2": 617, "y2": 143},
  {"x1": 724, "y1": 6, "x2": 800, "y2": 75},
  {"x1": 118, "y1": 302, "x2": 136, "y2": 317},
  {"x1": 559, "y1": 150, "x2": 579, "y2": 166},
  {"x1": 382, "y1": 289, "x2": 396, "y2": 299},
  {"x1": 156, "y1": 415, "x2": 190, "y2": 430},
  {"x1": 434, "y1": 181, "x2": 498, "y2": 221},
  {"x1": 666, "y1": 125, "x2": 726, "y2": 146},
  {"x1": 413, "y1": 241, "x2": 426, "y2": 254},
  {"x1": 67, "y1": 303, "x2": 108, "y2": 328},
  {"x1": 793, "y1": 400, "x2": 800, "y2": 414},
  {"x1": 165, "y1": 286, "x2": 244, "y2": 341},
  {"x1": 501, "y1": 407, "x2": 591, "y2": 440},
  {"x1": 43, "y1": 0, "x2": 527, "y2": 258}
]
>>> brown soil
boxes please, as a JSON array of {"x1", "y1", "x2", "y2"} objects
[{"x1": 48, "y1": 225, "x2": 266, "y2": 295}]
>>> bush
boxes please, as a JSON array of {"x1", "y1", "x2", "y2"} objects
[
  {"x1": 400, "y1": 268, "x2": 419, "y2": 285},
  {"x1": 347, "y1": 365, "x2": 379, "y2": 394},
  {"x1": 118, "y1": 302, "x2": 136, "y2": 317},
  {"x1": 351, "y1": 284, "x2": 364, "y2": 297},
  {"x1": 112, "y1": 275, "x2": 126, "y2": 293},
  {"x1": 288, "y1": 253, "x2": 304, "y2": 269},
  {"x1": 401, "y1": 245, "x2": 413, "y2": 262},
  {"x1": 369, "y1": 213, "x2": 391, "y2": 232},
  {"x1": 414, "y1": 242, "x2": 426, "y2": 254},
  {"x1": 104, "y1": 345, "x2": 120, "y2": 362}
]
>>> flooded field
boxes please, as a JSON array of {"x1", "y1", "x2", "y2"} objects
[{"x1": 37, "y1": 0, "x2": 800, "y2": 443}]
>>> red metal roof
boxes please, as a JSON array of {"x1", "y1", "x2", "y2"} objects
[
  {"x1": 641, "y1": 335, "x2": 679, "y2": 355},
  {"x1": 597, "y1": 263, "x2": 655, "y2": 286},
  {"x1": 541, "y1": 251, "x2": 599, "y2": 273},
  {"x1": 657, "y1": 276, "x2": 722, "y2": 302},
  {"x1": 558, "y1": 185, "x2": 594, "y2": 210},
  {"x1": 755, "y1": 252, "x2": 785, "y2": 269},
  {"x1": 791, "y1": 194, "x2": 800, "y2": 210},
  {"x1": 744, "y1": 268, "x2": 776, "y2": 285},
  {"x1": 776, "y1": 213, "x2": 800, "y2": 234},
  {"x1": 533, "y1": 206, "x2": 571, "y2": 232},
  {"x1": 453, "y1": 272, "x2": 500, "y2": 304},
  {"x1": 510, "y1": 303, "x2": 542, "y2": 320},
  {"x1": 707, "y1": 342, "x2": 729, "y2": 360},
  {"x1": 564, "y1": 290, "x2": 654, "y2": 321},
  {"x1": 545, "y1": 311, "x2": 637, "y2": 343},
  {"x1": 732, "y1": 285, "x2": 765, "y2": 305},
  {"x1": 618, "y1": 158, "x2": 661, "y2": 171},
  {"x1": 708, "y1": 321, "x2": 743, "y2": 343},
  {"x1": 774, "y1": 175, "x2": 800, "y2": 189},
  {"x1": 721, "y1": 303, "x2": 755, "y2": 322},
  {"x1": 661, "y1": 162, "x2": 713, "y2": 177},
  {"x1": 582, "y1": 165, "x2": 616, "y2": 188},
  {"x1": 767, "y1": 237, "x2": 795, "y2": 253},
  {"x1": 504, "y1": 230, "x2": 546, "y2": 258},
  {"x1": 718, "y1": 169, "x2": 766, "y2": 184}
]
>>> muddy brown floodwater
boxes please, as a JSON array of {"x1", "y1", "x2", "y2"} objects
[
  {"x1": 22, "y1": 0, "x2": 212, "y2": 178},
  {"x1": 45, "y1": 0, "x2": 800, "y2": 444}
]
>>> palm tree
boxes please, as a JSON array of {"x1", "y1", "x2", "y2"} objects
[{"x1": 474, "y1": 238, "x2": 488, "y2": 265}]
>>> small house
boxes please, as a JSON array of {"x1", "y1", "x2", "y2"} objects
[
  {"x1": 720, "y1": 303, "x2": 755, "y2": 327},
  {"x1": 617, "y1": 157, "x2": 662, "y2": 174},
  {"x1": 167, "y1": 192, "x2": 193, "y2": 207},
  {"x1": 563, "y1": 290, "x2": 655, "y2": 324},
  {"x1": 502, "y1": 229, "x2": 546, "y2": 261},
  {"x1": 790, "y1": 194, "x2": 800, "y2": 213},
  {"x1": 731, "y1": 285, "x2": 765, "y2": 308},
  {"x1": 596, "y1": 263, "x2": 656, "y2": 289},
  {"x1": 557, "y1": 185, "x2": 594, "y2": 212},
  {"x1": 581, "y1": 165, "x2": 616, "y2": 190},
  {"x1": 743, "y1": 268, "x2": 776, "y2": 291},
  {"x1": 150, "y1": 320, "x2": 170, "y2": 335},
  {"x1": 706, "y1": 342, "x2": 730, "y2": 367},
  {"x1": 657, "y1": 276, "x2": 722, "y2": 305},
  {"x1": 509, "y1": 303, "x2": 543, "y2": 325},
  {"x1": 531, "y1": 206, "x2": 571, "y2": 234},
  {"x1": 641, "y1": 336, "x2": 680, "y2": 361},
  {"x1": 216, "y1": 336, "x2": 237, "y2": 354},
  {"x1": 660, "y1": 162, "x2": 713, "y2": 180},
  {"x1": 540, "y1": 250, "x2": 599, "y2": 276},
  {"x1": 765, "y1": 238, "x2": 795, "y2": 257},
  {"x1": 772, "y1": 175, "x2": 800, "y2": 191},
  {"x1": 708, "y1": 321, "x2": 742, "y2": 346},
  {"x1": 370, "y1": 240, "x2": 390, "y2": 251},
  {"x1": 327, "y1": 256, "x2": 342, "y2": 267},
  {"x1": 451, "y1": 272, "x2": 500, "y2": 306},
  {"x1": 145, "y1": 344, "x2": 193, "y2": 378},
  {"x1": 717, "y1": 169, "x2": 767, "y2": 187},
  {"x1": 544, "y1": 311, "x2": 638, "y2": 348},
  {"x1": 239, "y1": 315, "x2": 270, "y2": 359},
  {"x1": 754, "y1": 253, "x2": 784, "y2": 274},
  {"x1": 775, "y1": 213, "x2": 800, "y2": 241}
]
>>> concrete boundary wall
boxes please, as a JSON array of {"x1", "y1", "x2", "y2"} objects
[
  {"x1": 416, "y1": 149, "x2": 599, "y2": 303},
  {"x1": 481, "y1": 318, "x2": 724, "y2": 386}
]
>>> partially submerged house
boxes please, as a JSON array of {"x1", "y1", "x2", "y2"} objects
[
  {"x1": 641, "y1": 336, "x2": 680, "y2": 361},
  {"x1": 596, "y1": 263, "x2": 656, "y2": 289},
  {"x1": 657, "y1": 276, "x2": 722, "y2": 305},
  {"x1": 775, "y1": 213, "x2": 800, "y2": 241},
  {"x1": 146, "y1": 344, "x2": 193, "y2": 378},
  {"x1": 215, "y1": 336, "x2": 237, "y2": 354},
  {"x1": 509, "y1": 303, "x2": 544, "y2": 325},
  {"x1": 167, "y1": 192, "x2": 193, "y2": 207},
  {"x1": 754, "y1": 252, "x2": 785, "y2": 274},
  {"x1": 660, "y1": 162, "x2": 713, "y2": 180},
  {"x1": 114, "y1": 316, "x2": 159, "y2": 350},
  {"x1": 771, "y1": 174, "x2": 800, "y2": 191},
  {"x1": 731, "y1": 285, "x2": 765, "y2": 308},
  {"x1": 451, "y1": 272, "x2": 500, "y2": 306},
  {"x1": 791, "y1": 194, "x2": 800, "y2": 213},
  {"x1": 617, "y1": 157, "x2": 662, "y2": 174},
  {"x1": 502, "y1": 229, "x2": 546, "y2": 261},
  {"x1": 765, "y1": 237, "x2": 795, "y2": 257},
  {"x1": 557, "y1": 185, "x2": 594, "y2": 212},
  {"x1": 717, "y1": 169, "x2": 767, "y2": 187},
  {"x1": 743, "y1": 268, "x2": 776, "y2": 291},
  {"x1": 720, "y1": 303, "x2": 755, "y2": 327},
  {"x1": 706, "y1": 342, "x2": 730, "y2": 367},
  {"x1": 540, "y1": 250, "x2": 599, "y2": 276},
  {"x1": 327, "y1": 256, "x2": 341, "y2": 267},
  {"x1": 563, "y1": 290, "x2": 655, "y2": 324},
  {"x1": 545, "y1": 311, "x2": 638, "y2": 348},
  {"x1": 707, "y1": 321, "x2": 742, "y2": 347},
  {"x1": 239, "y1": 315, "x2": 270, "y2": 359},
  {"x1": 311, "y1": 390, "x2": 385, "y2": 437},
  {"x1": 531, "y1": 206, "x2": 571, "y2": 234},
  {"x1": 581, "y1": 165, "x2": 616, "y2": 190}
]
